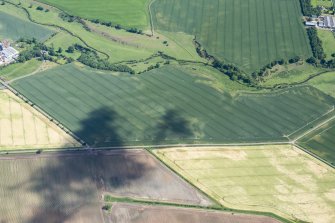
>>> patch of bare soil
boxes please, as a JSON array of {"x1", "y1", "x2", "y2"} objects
[{"x1": 107, "y1": 203, "x2": 282, "y2": 223}]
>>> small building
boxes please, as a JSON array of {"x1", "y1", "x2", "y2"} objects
[{"x1": 305, "y1": 21, "x2": 317, "y2": 26}]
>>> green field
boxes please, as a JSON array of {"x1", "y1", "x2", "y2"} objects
[
  {"x1": 308, "y1": 71, "x2": 335, "y2": 98},
  {"x1": 0, "y1": 10, "x2": 53, "y2": 41},
  {"x1": 154, "y1": 145, "x2": 335, "y2": 223},
  {"x1": 11, "y1": 63, "x2": 335, "y2": 146},
  {"x1": 152, "y1": 0, "x2": 312, "y2": 73},
  {"x1": 318, "y1": 30, "x2": 335, "y2": 60},
  {"x1": 0, "y1": 59, "x2": 42, "y2": 81},
  {"x1": 298, "y1": 118, "x2": 335, "y2": 165},
  {"x1": 311, "y1": 0, "x2": 334, "y2": 7},
  {"x1": 38, "y1": 0, "x2": 149, "y2": 29},
  {"x1": 260, "y1": 62, "x2": 325, "y2": 87}
]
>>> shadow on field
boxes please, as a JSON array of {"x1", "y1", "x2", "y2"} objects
[
  {"x1": 76, "y1": 107, "x2": 123, "y2": 147},
  {"x1": 3, "y1": 107, "x2": 154, "y2": 223},
  {"x1": 153, "y1": 109, "x2": 194, "y2": 143}
]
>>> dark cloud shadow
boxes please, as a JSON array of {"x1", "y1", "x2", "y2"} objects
[
  {"x1": 153, "y1": 109, "x2": 194, "y2": 143},
  {"x1": 2, "y1": 107, "x2": 153, "y2": 223},
  {"x1": 75, "y1": 107, "x2": 123, "y2": 147},
  {"x1": 2, "y1": 108, "x2": 197, "y2": 223}
]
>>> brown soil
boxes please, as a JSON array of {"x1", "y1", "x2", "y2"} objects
[{"x1": 107, "y1": 203, "x2": 282, "y2": 223}]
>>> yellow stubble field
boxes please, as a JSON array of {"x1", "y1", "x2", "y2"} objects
[
  {"x1": 154, "y1": 145, "x2": 335, "y2": 223},
  {"x1": 0, "y1": 89, "x2": 79, "y2": 150}
]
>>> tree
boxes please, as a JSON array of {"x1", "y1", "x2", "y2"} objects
[
  {"x1": 306, "y1": 56, "x2": 317, "y2": 64},
  {"x1": 36, "y1": 6, "x2": 44, "y2": 11},
  {"x1": 103, "y1": 204, "x2": 112, "y2": 211},
  {"x1": 66, "y1": 46, "x2": 75, "y2": 53},
  {"x1": 289, "y1": 56, "x2": 301, "y2": 64},
  {"x1": 57, "y1": 47, "x2": 63, "y2": 53},
  {"x1": 48, "y1": 47, "x2": 56, "y2": 56},
  {"x1": 278, "y1": 59, "x2": 285, "y2": 65}
]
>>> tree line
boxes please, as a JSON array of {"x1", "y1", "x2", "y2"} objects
[
  {"x1": 307, "y1": 28, "x2": 325, "y2": 60},
  {"x1": 59, "y1": 12, "x2": 144, "y2": 35},
  {"x1": 305, "y1": 28, "x2": 335, "y2": 68}
]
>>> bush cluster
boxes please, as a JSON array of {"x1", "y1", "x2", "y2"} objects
[
  {"x1": 299, "y1": 0, "x2": 322, "y2": 16},
  {"x1": 74, "y1": 44, "x2": 134, "y2": 73},
  {"x1": 89, "y1": 19, "x2": 143, "y2": 34},
  {"x1": 16, "y1": 38, "x2": 57, "y2": 63},
  {"x1": 213, "y1": 59, "x2": 251, "y2": 83}
]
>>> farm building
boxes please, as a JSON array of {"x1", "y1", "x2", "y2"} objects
[
  {"x1": 321, "y1": 16, "x2": 335, "y2": 28},
  {"x1": 0, "y1": 40, "x2": 19, "y2": 66},
  {"x1": 305, "y1": 21, "x2": 317, "y2": 26}
]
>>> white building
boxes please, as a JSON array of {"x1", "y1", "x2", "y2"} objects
[
  {"x1": 305, "y1": 21, "x2": 317, "y2": 26},
  {"x1": 0, "y1": 41, "x2": 19, "y2": 66},
  {"x1": 322, "y1": 16, "x2": 335, "y2": 28}
]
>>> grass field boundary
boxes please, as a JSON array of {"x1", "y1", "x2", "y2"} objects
[
  {"x1": 287, "y1": 106, "x2": 335, "y2": 140},
  {"x1": 148, "y1": 0, "x2": 157, "y2": 36},
  {"x1": 294, "y1": 143, "x2": 335, "y2": 168},
  {"x1": 292, "y1": 113, "x2": 335, "y2": 142}
]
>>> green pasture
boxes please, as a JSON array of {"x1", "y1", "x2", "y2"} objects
[
  {"x1": 311, "y1": 0, "x2": 334, "y2": 7},
  {"x1": 1, "y1": 1, "x2": 203, "y2": 64},
  {"x1": 298, "y1": 118, "x2": 335, "y2": 165},
  {"x1": 317, "y1": 30, "x2": 335, "y2": 60},
  {"x1": 45, "y1": 31, "x2": 82, "y2": 59},
  {"x1": 152, "y1": 0, "x2": 312, "y2": 73},
  {"x1": 0, "y1": 11, "x2": 53, "y2": 41},
  {"x1": 154, "y1": 145, "x2": 335, "y2": 223},
  {"x1": 260, "y1": 62, "x2": 326, "y2": 87},
  {"x1": 0, "y1": 59, "x2": 42, "y2": 81},
  {"x1": 308, "y1": 71, "x2": 335, "y2": 98},
  {"x1": 37, "y1": 0, "x2": 150, "y2": 29},
  {"x1": 11, "y1": 63, "x2": 335, "y2": 147}
]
